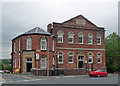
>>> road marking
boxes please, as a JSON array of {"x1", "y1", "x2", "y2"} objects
[
  {"x1": 16, "y1": 80, "x2": 22, "y2": 83},
  {"x1": 64, "y1": 76, "x2": 75, "y2": 78},
  {"x1": 9, "y1": 81, "x2": 14, "y2": 83},
  {"x1": 8, "y1": 79, "x2": 47, "y2": 83},
  {"x1": 90, "y1": 77, "x2": 108, "y2": 79},
  {"x1": 23, "y1": 80, "x2": 30, "y2": 82},
  {"x1": 14, "y1": 75, "x2": 31, "y2": 80},
  {"x1": 56, "y1": 76, "x2": 60, "y2": 78},
  {"x1": 0, "y1": 77, "x2": 6, "y2": 83}
]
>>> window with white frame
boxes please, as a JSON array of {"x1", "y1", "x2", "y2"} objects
[
  {"x1": 19, "y1": 57, "x2": 21, "y2": 68},
  {"x1": 68, "y1": 52, "x2": 74, "y2": 63},
  {"x1": 41, "y1": 37, "x2": 46, "y2": 50},
  {"x1": 97, "y1": 35, "x2": 101, "y2": 45},
  {"x1": 88, "y1": 52, "x2": 93, "y2": 63},
  {"x1": 58, "y1": 52, "x2": 63, "y2": 64},
  {"x1": 52, "y1": 39, "x2": 54, "y2": 51},
  {"x1": 97, "y1": 52, "x2": 102, "y2": 63},
  {"x1": 52, "y1": 56, "x2": 55, "y2": 65},
  {"x1": 19, "y1": 39, "x2": 21, "y2": 51},
  {"x1": 68, "y1": 31, "x2": 74, "y2": 43},
  {"x1": 27, "y1": 37, "x2": 32, "y2": 50},
  {"x1": 14, "y1": 42, "x2": 16, "y2": 52},
  {"x1": 78, "y1": 32, "x2": 84, "y2": 44},
  {"x1": 88, "y1": 33, "x2": 93, "y2": 44},
  {"x1": 15, "y1": 57, "x2": 16, "y2": 68},
  {"x1": 57, "y1": 30, "x2": 64, "y2": 43},
  {"x1": 41, "y1": 57, "x2": 46, "y2": 68}
]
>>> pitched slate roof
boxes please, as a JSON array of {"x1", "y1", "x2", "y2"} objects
[
  {"x1": 23, "y1": 27, "x2": 50, "y2": 35},
  {"x1": 12, "y1": 27, "x2": 51, "y2": 40}
]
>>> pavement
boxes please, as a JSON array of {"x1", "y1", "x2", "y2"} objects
[{"x1": 0, "y1": 73, "x2": 119, "y2": 84}]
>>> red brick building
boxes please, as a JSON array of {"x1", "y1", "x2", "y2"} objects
[{"x1": 11, "y1": 15, "x2": 106, "y2": 75}]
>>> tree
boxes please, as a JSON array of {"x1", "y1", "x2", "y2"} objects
[{"x1": 105, "y1": 32, "x2": 120, "y2": 73}]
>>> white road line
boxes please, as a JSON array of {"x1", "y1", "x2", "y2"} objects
[
  {"x1": 90, "y1": 78, "x2": 108, "y2": 79},
  {"x1": 56, "y1": 76, "x2": 60, "y2": 78},
  {"x1": 23, "y1": 80, "x2": 30, "y2": 82},
  {"x1": 8, "y1": 79, "x2": 47, "y2": 83},
  {"x1": 64, "y1": 76, "x2": 75, "y2": 78},
  {"x1": 9, "y1": 81, "x2": 14, "y2": 83}
]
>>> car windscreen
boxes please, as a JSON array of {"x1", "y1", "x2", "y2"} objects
[{"x1": 93, "y1": 70, "x2": 97, "y2": 71}]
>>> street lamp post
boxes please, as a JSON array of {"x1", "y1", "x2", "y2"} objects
[
  {"x1": 47, "y1": 35, "x2": 54, "y2": 76},
  {"x1": 47, "y1": 38, "x2": 49, "y2": 76},
  {"x1": 56, "y1": 54, "x2": 59, "y2": 76}
]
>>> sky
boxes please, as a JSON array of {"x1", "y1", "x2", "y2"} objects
[{"x1": 1, "y1": 0, "x2": 119, "y2": 59}]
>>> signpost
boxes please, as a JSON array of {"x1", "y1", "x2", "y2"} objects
[
  {"x1": 35, "y1": 53, "x2": 39, "y2": 75},
  {"x1": 57, "y1": 54, "x2": 59, "y2": 76}
]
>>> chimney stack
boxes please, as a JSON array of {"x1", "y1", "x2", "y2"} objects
[{"x1": 47, "y1": 23, "x2": 52, "y2": 34}]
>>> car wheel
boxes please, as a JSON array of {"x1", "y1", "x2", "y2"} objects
[
  {"x1": 98, "y1": 74, "x2": 100, "y2": 77},
  {"x1": 89, "y1": 75, "x2": 92, "y2": 77},
  {"x1": 105, "y1": 74, "x2": 108, "y2": 77}
]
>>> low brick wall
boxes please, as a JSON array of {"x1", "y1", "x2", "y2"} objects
[
  {"x1": 64, "y1": 69, "x2": 86, "y2": 75},
  {"x1": 31, "y1": 68, "x2": 86, "y2": 76}
]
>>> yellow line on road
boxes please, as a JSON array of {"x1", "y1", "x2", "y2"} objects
[
  {"x1": 0, "y1": 77, "x2": 6, "y2": 82},
  {"x1": 15, "y1": 75, "x2": 31, "y2": 80}
]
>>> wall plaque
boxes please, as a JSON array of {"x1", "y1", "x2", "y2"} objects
[{"x1": 76, "y1": 19, "x2": 86, "y2": 25}]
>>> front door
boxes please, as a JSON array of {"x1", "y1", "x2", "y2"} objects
[
  {"x1": 78, "y1": 56, "x2": 84, "y2": 68},
  {"x1": 26, "y1": 58, "x2": 32, "y2": 72},
  {"x1": 78, "y1": 61, "x2": 83, "y2": 68},
  {"x1": 26, "y1": 63, "x2": 32, "y2": 72}
]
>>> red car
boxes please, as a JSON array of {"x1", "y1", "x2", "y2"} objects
[
  {"x1": 4, "y1": 70, "x2": 10, "y2": 73},
  {"x1": 89, "y1": 69, "x2": 108, "y2": 77}
]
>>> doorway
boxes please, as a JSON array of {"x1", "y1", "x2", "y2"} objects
[
  {"x1": 26, "y1": 63, "x2": 32, "y2": 72},
  {"x1": 26, "y1": 58, "x2": 32, "y2": 72},
  {"x1": 78, "y1": 56, "x2": 84, "y2": 68}
]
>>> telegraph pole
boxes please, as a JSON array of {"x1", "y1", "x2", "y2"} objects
[{"x1": 47, "y1": 37, "x2": 49, "y2": 76}]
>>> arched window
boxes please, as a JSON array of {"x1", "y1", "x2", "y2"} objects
[
  {"x1": 41, "y1": 56, "x2": 46, "y2": 68},
  {"x1": 78, "y1": 32, "x2": 84, "y2": 44},
  {"x1": 68, "y1": 52, "x2": 74, "y2": 63},
  {"x1": 88, "y1": 33, "x2": 93, "y2": 44},
  {"x1": 88, "y1": 52, "x2": 93, "y2": 63},
  {"x1": 19, "y1": 57, "x2": 21, "y2": 69},
  {"x1": 58, "y1": 51, "x2": 64, "y2": 64},
  {"x1": 57, "y1": 30, "x2": 64, "y2": 43},
  {"x1": 97, "y1": 34, "x2": 101, "y2": 45},
  {"x1": 14, "y1": 57, "x2": 16, "y2": 68},
  {"x1": 41, "y1": 37, "x2": 46, "y2": 50},
  {"x1": 68, "y1": 31, "x2": 74, "y2": 43},
  {"x1": 52, "y1": 39, "x2": 54, "y2": 51},
  {"x1": 52, "y1": 56, "x2": 55, "y2": 65},
  {"x1": 97, "y1": 52, "x2": 102, "y2": 63},
  {"x1": 26, "y1": 37, "x2": 32, "y2": 50}
]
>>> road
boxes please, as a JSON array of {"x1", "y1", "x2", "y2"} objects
[{"x1": 0, "y1": 73, "x2": 118, "y2": 84}]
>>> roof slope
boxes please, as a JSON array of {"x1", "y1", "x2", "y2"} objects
[
  {"x1": 23, "y1": 27, "x2": 50, "y2": 35},
  {"x1": 12, "y1": 27, "x2": 50, "y2": 40},
  {"x1": 61, "y1": 15, "x2": 98, "y2": 27}
]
